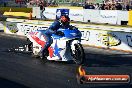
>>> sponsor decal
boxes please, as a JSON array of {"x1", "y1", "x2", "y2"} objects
[
  {"x1": 6, "y1": 23, "x2": 18, "y2": 33},
  {"x1": 81, "y1": 31, "x2": 90, "y2": 41},
  {"x1": 100, "y1": 15, "x2": 116, "y2": 18},
  {"x1": 99, "y1": 10, "x2": 117, "y2": 19},
  {"x1": 76, "y1": 66, "x2": 130, "y2": 84},
  {"x1": 70, "y1": 33, "x2": 77, "y2": 36},
  {"x1": 18, "y1": 24, "x2": 48, "y2": 35},
  {"x1": 70, "y1": 13, "x2": 83, "y2": 16},
  {"x1": 44, "y1": 12, "x2": 56, "y2": 15},
  {"x1": 96, "y1": 33, "x2": 121, "y2": 46}
]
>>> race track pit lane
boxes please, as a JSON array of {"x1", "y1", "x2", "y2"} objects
[{"x1": 0, "y1": 33, "x2": 132, "y2": 88}]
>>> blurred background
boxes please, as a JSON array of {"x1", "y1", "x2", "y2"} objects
[{"x1": 0, "y1": 0, "x2": 132, "y2": 8}]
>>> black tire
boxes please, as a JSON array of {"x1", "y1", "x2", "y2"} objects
[{"x1": 72, "y1": 43, "x2": 85, "y2": 65}]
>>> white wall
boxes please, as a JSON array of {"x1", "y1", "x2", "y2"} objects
[
  {"x1": 33, "y1": 7, "x2": 129, "y2": 25},
  {"x1": 4, "y1": 21, "x2": 132, "y2": 52}
]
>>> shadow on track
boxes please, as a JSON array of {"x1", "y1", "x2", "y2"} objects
[
  {"x1": 84, "y1": 52, "x2": 132, "y2": 67},
  {"x1": 0, "y1": 77, "x2": 29, "y2": 88}
]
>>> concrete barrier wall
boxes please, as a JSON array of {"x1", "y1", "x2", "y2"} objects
[
  {"x1": 3, "y1": 20, "x2": 132, "y2": 52},
  {"x1": 33, "y1": 7, "x2": 129, "y2": 25},
  {"x1": 2, "y1": 7, "x2": 130, "y2": 26},
  {"x1": 81, "y1": 29, "x2": 132, "y2": 52}
]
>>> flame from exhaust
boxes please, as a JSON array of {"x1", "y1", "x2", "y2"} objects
[{"x1": 78, "y1": 66, "x2": 86, "y2": 76}]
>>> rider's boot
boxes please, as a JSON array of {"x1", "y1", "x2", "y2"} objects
[{"x1": 39, "y1": 48, "x2": 48, "y2": 59}]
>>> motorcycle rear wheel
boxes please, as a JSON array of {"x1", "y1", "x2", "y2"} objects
[{"x1": 72, "y1": 43, "x2": 85, "y2": 65}]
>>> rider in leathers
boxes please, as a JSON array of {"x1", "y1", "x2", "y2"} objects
[{"x1": 40, "y1": 15, "x2": 71, "y2": 58}]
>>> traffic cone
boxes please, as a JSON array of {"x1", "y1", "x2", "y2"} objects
[{"x1": 29, "y1": 12, "x2": 32, "y2": 20}]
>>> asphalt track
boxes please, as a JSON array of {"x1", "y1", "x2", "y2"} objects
[{"x1": 0, "y1": 32, "x2": 132, "y2": 88}]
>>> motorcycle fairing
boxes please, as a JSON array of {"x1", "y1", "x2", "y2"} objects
[
  {"x1": 47, "y1": 38, "x2": 73, "y2": 61},
  {"x1": 27, "y1": 27, "x2": 82, "y2": 61}
]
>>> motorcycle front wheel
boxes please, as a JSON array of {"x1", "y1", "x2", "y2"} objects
[{"x1": 71, "y1": 43, "x2": 85, "y2": 65}]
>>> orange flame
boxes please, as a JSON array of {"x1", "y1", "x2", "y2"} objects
[{"x1": 78, "y1": 66, "x2": 86, "y2": 76}]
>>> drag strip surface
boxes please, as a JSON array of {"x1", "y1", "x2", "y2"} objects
[{"x1": 0, "y1": 33, "x2": 132, "y2": 88}]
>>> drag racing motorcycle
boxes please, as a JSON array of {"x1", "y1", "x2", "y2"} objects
[{"x1": 26, "y1": 26, "x2": 85, "y2": 64}]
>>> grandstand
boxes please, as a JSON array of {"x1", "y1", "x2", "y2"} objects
[
  {"x1": 0, "y1": 0, "x2": 27, "y2": 7},
  {"x1": 0, "y1": 0, "x2": 132, "y2": 7}
]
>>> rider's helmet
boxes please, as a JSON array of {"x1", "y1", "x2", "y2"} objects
[{"x1": 60, "y1": 15, "x2": 70, "y2": 26}]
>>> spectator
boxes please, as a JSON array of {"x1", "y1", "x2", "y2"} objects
[
  {"x1": 130, "y1": 5, "x2": 132, "y2": 10},
  {"x1": 126, "y1": 4, "x2": 130, "y2": 11},
  {"x1": 104, "y1": 3, "x2": 110, "y2": 10},
  {"x1": 84, "y1": 2, "x2": 90, "y2": 9},
  {"x1": 94, "y1": 3, "x2": 100, "y2": 10},
  {"x1": 110, "y1": 4, "x2": 116, "y2": 10},
  {"x1": 115, "y1": 3, "x2": 123, "y2": 10},
  {"x1": 39, "y1": 2, "x2": 46, "y2": 19},
  {"x1": 100, "y1": 3, "x2": 105, "y2": 10},
  {"x1": 43, "y1": 0, "x2": 47, "y2": 7},
  {"x1": 89, "y1": 3, "x2": 95, "y2": 9},
  {"x1": 71, "y1": 1, "x2": 74, "y2": 6}
]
